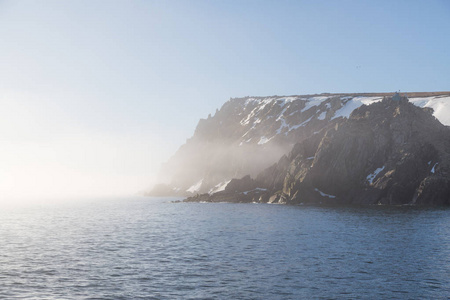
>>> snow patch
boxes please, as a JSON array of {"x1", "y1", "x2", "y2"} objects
[
  {"x1": 276, "y1": 117, "x2": 289, "y2": 135},
  {"x1": 288, "y1": 116, "x2": 313, "y2": 131},
  {"x1": 277, "y1": 96, "x2": 299, "y2": 105},
  {"x1": 331, "y1": 97, "x2": 382, "y2": 120},
  {"x1": 366, "y1": 166, "x2": 385, "y2": 184},
  {"x1": 240, "y1": 98, "x2": 275, "y2": 125},
  {"x1": 275, "y1": 103, "x2": 291, "y2": 124},
  {"x1": 209, "y1": 180, "x2": 231, "y2": 194},
  {"x1": 301, "y1": 97, "x2": 329, "y2": 112},
  {"x1": 239, "y1": 138, "x2": 252, "y2": 146},
  {"x1": 317, "y1": 111, "x2": 327, "y2": 120},
  {"x1": 187, "y1": 179, "x2": 203, "y2": 193},
  {"x1": 276, "y1": 115, "x2": 313, "y2": 135},
  {"x1": 431, "y1": 163, "x2": 438, "y2": 174},
  {"x1": 258, "y1": 136, "x2": 273, "y2": 145},
  {"x1": 410, "y1": 96, "x2": 450, "y2": 126},
  {"x1": 314, "y1": 188, "x2": 336, "y2": 198}
]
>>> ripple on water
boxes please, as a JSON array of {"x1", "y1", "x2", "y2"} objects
[{"x1": 0, "y1": 198, "x2": 449, "y2": 299}]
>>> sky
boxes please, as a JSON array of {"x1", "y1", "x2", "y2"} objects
[{"x1": 0, "y1": 0, "x2": 449, "y2": 202}]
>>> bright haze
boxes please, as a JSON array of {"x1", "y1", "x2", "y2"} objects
[{"x1": 0, "y1": 0, "x2": 449, "y2": 203}]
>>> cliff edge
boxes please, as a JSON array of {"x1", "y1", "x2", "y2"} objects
[{"x1": 186, "y1": 95, "x2": 450, "y2": 205}]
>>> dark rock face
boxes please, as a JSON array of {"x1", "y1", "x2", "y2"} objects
[
  {"x1": 225, "y1": 175, "x2": 256, "y2": 193},
  {"x1": 150, "y1": 95, "x2": 355, "y2": 195},
  {"x1": 413, "y1": 177, "x2": 450, "y2": 205},
  {"x1": 186, "y1": 97, "x2": 450, "y2": 205}
]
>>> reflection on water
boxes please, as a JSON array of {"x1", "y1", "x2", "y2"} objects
[{"x1": 1, "y1": 198, "x2": 449, "y2": 299}]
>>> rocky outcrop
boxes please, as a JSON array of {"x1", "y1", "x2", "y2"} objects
[
  {"x1": 149, "y1": 94, "x2": 361, "y2": 195},
  {"x1": 186, "y1": 96, "x2": 450, "y2": 205},
  {"x1": 148, "y1": 91, "x2": 450, "y2": 199}
]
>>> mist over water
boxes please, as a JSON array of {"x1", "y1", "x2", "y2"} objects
[
  {"x1": 1, "y1": 197, "x2": 449, "y2": 299},
  {"x1": 161, "y1": 134, "x2": 289, "y2": 190}
]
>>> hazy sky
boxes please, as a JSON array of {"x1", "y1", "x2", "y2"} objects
[{"x1": 1, "y1": 0, "x2": 449, "y2": 201}]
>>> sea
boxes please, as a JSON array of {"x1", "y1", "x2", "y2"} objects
[{"x1": 1, "y1": 197, "x2": 449, "y2": 299}]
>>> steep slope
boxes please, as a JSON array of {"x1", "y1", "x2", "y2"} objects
[
  {"x1": 150, "y1": 92, "x2": 450, "y2": 197},
  {"x1": 187, "y1": 95, "x2": 450, "y2": 205}
]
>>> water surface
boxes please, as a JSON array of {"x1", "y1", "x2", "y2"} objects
[{"x1": 1, "y1": 198, "x2": 449, "y2": 299}]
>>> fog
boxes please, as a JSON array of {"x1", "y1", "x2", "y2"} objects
[
  {"x1": 158, "y1": 119, "x2": 293, "y2": 194},
  {"x1": 0, "y1": 91, "x2": 172, "y2": 205}
]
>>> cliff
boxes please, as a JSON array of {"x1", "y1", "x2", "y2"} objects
[
  {"x1": 184, "y1": 94, "x2": 450, "y2": 205},
  {"x1": 148, "y1": 92, "x2": 450, "y2": 204}
]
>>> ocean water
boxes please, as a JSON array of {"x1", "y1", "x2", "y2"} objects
[{"x1": 1, "y1": 197, "x2": 449, "y2": 299}]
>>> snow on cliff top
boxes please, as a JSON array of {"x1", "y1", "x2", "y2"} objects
[
  {"x1": 331, "y1": 97, "x2": 382, "y2": 120},
  {"x1": 301, "y1": 96, "x2": 329, "y2": 112},
  {"x1": 409, "y1": 96, "x2": 450, "y2": 126},
  {"x1": 237, "y1": 95, "x2": 450, "y2": 126}
]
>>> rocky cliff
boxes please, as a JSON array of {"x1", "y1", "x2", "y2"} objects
[
  {"x1": 183, "y1": 94, "x2": 450, "y2": 205},
  {"x1": 149, "y1": 92, "x2": 450, "y2": 204}
]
